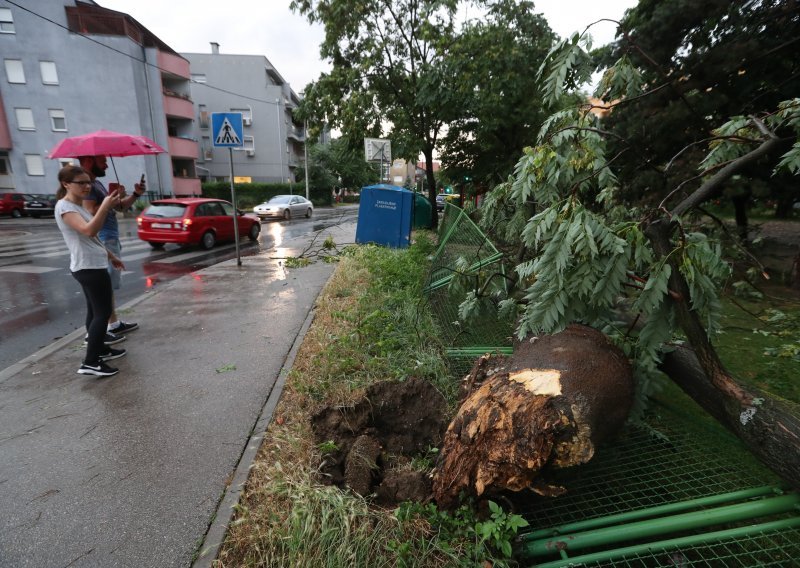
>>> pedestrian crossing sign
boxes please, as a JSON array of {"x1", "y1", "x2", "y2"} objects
[{"x1": 211, "y1": 113, "x2": 244, "y2": 147}]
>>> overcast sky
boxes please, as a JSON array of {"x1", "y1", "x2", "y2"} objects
[{"x1": 97, "y1": 0, "x2": 638, "y2": 94}]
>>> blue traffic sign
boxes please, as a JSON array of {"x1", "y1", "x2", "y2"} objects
[{"x1": 211, "y1": 112, "x2": 244, "y2": 147}]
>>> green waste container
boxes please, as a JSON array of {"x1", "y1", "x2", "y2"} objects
[{"x1": 413, "y1": 192, "x2": 432, "y2": 228}]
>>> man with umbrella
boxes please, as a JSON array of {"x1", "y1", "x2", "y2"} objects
[{"x1": 80, "y1": 154, "x2": 144, "y2": 340}]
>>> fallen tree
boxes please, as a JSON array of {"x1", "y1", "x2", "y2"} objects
[
  {"x1": 660, "y1": 347, "x2": 800, "y2": 488},
  {"x1": 457, "y1": 12, "x2": 800, "y2": 490}
]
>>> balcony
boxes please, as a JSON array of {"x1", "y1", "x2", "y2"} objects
[
  {"x1": 0, "y1": 95, "x2": 11, "y2": 150},
  {"x1": 163, "y1": 93, "x2": 194, "y2": 120},
  {"x1": 168, "y1": 136, "x2": 198, "y2": 159},
  {"x1": 173, "y1": 176, "x2": 201, "y2": 196},
  {"x1": 288, "y1": 127, "x2": 305, "y2": 142},
  {"x1": 158, "y1": 50, "x2": 190, "y2": 80}
]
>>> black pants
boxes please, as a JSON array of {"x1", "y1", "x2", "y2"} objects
[{"x1": 72, "y1": 268, "x2": 113, "y2": 365}]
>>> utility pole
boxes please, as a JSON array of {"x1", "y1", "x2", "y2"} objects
[
  {"x1": 303, "y1": 120, "x2": 310, "y2": 200},
  {"x1": 276, "y1": 98, "x2": 284, "y2": 186}
]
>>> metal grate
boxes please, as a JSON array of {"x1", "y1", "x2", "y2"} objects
[{"x1": 515, "y1": 393, "x2": 800, "y2": 567}]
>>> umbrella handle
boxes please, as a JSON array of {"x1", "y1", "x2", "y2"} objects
[{"x1": 110, "y1": 156, "x2": 120, "y2": 183}]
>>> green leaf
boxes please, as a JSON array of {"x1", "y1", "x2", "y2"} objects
[{"x1": 775, "y1": 141, "x2": 800, "y2": 175}]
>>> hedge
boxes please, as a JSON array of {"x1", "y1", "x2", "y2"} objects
[{"x1": 201, "y1": 182, "x2": 334, "y2": 208}]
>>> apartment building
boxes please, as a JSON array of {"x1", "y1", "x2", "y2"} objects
[
  {"x1": 183, "y1": 43, "x2": 305, "y2": 184},
  {"x1": 0, "y1": 0, "x2": 200, "y2": 196}
]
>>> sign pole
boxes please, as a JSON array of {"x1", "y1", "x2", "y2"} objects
[
  {"x1": 229, "y1": 148, "x2": 241, "y2": 266},
  {"x1": 212, "y1": 112, "x2": 245, "y2": 266}
]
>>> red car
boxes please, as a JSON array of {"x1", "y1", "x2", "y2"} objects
[
  {"x1": 0, "y1": 192, "x2": 27, "y2": 218},
  {"x1": 137, "y1": 198, "x2": 261, "y2": 250}
]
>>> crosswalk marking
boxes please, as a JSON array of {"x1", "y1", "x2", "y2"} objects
[
  {"x1": 151, "y1": 243, "x2": 236, "y2": 264},
  {"x1": 0, "y1": 265, "x2": 62, "y2": 273},
  {"x1": 0, "y1": 235, "x2": 143, "y2": 254},
  {"x1": 0, "y1": 233, "x2": 254, "y2": 274}
]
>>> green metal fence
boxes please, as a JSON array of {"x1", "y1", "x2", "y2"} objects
[
  {"x1": 424, "y1": 203, "x2": 514, "y2": 376},
  {"x1": 514, "y1": 391, "x2": 800, "y2": 567},
  {"x1": 424, "y1": 205, "x2": 800, "y2": 567}
]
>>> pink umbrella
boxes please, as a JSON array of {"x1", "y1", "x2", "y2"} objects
[
  {"x1": 48, "y1": 129, "x2": 166, "y2": 158},
  {"x1": 48, "y1": 129, "x2": 166, "y2": 181}
]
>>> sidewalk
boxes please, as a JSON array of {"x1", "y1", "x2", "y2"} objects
[{"x1": 0, "y1": 221, "x2": 356, "y2": 568}]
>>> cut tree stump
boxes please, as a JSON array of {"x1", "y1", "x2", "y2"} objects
[{"x1": 432, "y1": 324, "x2": 634, "y2": 509}]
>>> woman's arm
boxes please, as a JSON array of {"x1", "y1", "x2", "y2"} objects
[
  {"x1": 60, "y1": 191, "x2": 120, "y2": 237},
  {"x1": 106, "y1": 249, "x2": 126, "y2": 271}
]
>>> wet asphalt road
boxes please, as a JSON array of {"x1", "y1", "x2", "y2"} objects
[{"x1": 0, "y1": 206, "x2": 357, "y2": 371}]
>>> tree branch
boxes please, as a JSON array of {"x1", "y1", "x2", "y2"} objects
[{"x1": 672, "y1": 120, "x2": 787, "y2": 217}]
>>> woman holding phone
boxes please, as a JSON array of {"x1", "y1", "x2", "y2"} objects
[{"x1": 55, "y1": 165, "x2": 127, "y2": 377}]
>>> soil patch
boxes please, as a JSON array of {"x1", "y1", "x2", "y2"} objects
[{"x1": 311, "y1": 376, "x2": 448, "y2": 505}]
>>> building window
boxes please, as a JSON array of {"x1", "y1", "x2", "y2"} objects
[
  {"x1": 4, "y1": 59, "x2": 25, "y2": 84},
  {"x1": 25, "y1": 155, "x2": 45, "y2": 176},
  {"x1": 49, "y1": 109, "x2": 67, "y2": 131},
  {"x1": 201, "y1": 136, "x2": 212, "y2": 161},
  {"x1": 0, "y1": 156, "x2": 10, "y2": 175},
  {"x1": 191, "y1": 73, "x2": 207, "y2": 83},
  {"x1": 0, "y1": 8, "x2": 14, "y2": 33},
  {"x1": 243, "y1": 135, "x2": 255, "y2": 152},
  {"x1": 231, "y1": 106, "x2": 253, "y2": 125},
  {"x1": 14, "y1": 108, "x2": 35, "y2": 131},
  {"x1": 198, "y1": 104, "x2": 209, "y2": 129},
  {"x1": 40, "y1": 61, "x2": 59, "y2": 85}
]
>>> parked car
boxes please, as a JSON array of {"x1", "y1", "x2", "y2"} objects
[
  {"x1": 435, "y1": 194, "x2": 446, "y2": 211},
  {"x1": 0, "y1": 192, "x2": 27, "y2": 218},
  {"x1": 253, "y1": 195, "x2": 313, "y2": 220},
  {"x1": 24, "y1": 194, "x2": 57, "y2": 218},
  {"x1": 136, "y1": 198, "x2": 260, "y2": 250}
]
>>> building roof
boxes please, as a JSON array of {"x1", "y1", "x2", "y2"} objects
[{"x1": 68, "y1": 1, "x2": 183, "y2": 57}]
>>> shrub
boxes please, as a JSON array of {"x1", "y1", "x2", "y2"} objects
[{"x1": 201, "y1": 182, "x2": 333, "y2": 208}]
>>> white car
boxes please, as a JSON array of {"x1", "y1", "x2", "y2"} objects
[{"x1": 253, "y1": 195, "x2": 313, "y2": 220}]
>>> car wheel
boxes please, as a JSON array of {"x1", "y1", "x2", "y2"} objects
[
  {"x1": 305, "y1": 208, "x2": 312, "y2": 218},
  {"x1": 283, "y1": 208, "x2": 291, "y2": 220},
  {"x1": 11, "y1": 209, "x2": 22, "y2": 218},
  {"x1": 201, "y1": 231, "x2": 216, "y2": 250},
  {"x1": 248, "y1": 223, "x2": 261, "y2": 241},
  {"x1": 148, "y1": 242, "x2": 165, "y2": 249}
]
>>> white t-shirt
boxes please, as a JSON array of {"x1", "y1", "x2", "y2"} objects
[{"x1": 55, "y1": 199, "x2": 108, "y2": 271}]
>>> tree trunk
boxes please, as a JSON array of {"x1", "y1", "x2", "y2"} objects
[
  {"x1": 432, "y1": 325, "x2": 634, "y2": 508},
  {"x1": 660, "y1": 346, "x2": 800, "y2": 489},
  {"x1": 422, "y1": 147, "x2": 438, "y2": 230},
  {"x1": 645, "y1": 217, "x2": 800, "y2": 490},
  {"x1": 732, "y1": 193, "x2": 749, "y2": 242}
]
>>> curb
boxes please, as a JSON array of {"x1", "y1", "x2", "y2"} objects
[{"x1": 191, "y1": 301, "x2": 319, "y2": 567}]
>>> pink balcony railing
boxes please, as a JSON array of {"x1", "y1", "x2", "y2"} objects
[
  {"x1": 163, "y1": 95, "x2": 194, "y2": 120},
  {"x1": 172, "y1": 177, "x2": 201, "y2": 196},
  {"x1": 157, "y1": 51, "x2": 190, "y2": 79},
  {"x1": 168, "y1": 136, "x2": 198, "y2": 159}
]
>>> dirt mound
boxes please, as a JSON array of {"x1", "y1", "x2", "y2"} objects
[{"x1": 311, "y1": 376, "x2": 448, "y2": 504}]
